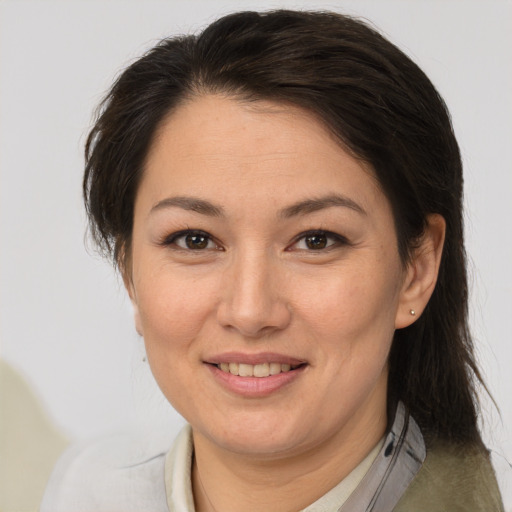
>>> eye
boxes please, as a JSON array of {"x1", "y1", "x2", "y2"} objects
[
  {"x1": 163, "y1": 230, "x2": 219, "y2": 250},
  {"x1": 291, "y1": 230, "x2": 347, "y2": 251}
]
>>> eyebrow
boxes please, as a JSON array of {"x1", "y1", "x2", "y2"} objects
[
  {"x1": 150, "y1": 196, "x2": 224, "y2": 217},
  {"x1": 279, "y1": 194, "x2": 367, "y2": 218},
  {"x1": 149, "y1": 193, "x2": 366, "y2": 218}
]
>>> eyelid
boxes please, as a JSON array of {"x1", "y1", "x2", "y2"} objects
[
  {"x1": 159, "y1": 229, "x2": 222, "y2": 250},
  {"x1": 288, "y1": 229, "x2": 349, "y2": 251},
  {"x1": 158, "y1": 228, "x2": 347, "y2": 251}
]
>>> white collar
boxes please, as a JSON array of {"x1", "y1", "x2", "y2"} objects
[{"x1": 164, "y1": 425, "x2": 385, "y2": 512}]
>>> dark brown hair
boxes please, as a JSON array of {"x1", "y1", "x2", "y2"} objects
[{"x1": 84, "y1": 10, "x2": 484, "y2": 445}]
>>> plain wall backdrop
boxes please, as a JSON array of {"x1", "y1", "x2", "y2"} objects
[{"x1": 1, "y1": 0, "x2": 511, "y2": 506}]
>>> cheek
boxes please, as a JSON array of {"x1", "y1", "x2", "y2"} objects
[
  {"x1": 297, "y1": 261, "x2": 402, "y2": 342},
  {"x1": 133, "y1": 271, "x2": 219, "y2": 409},
  {"x1": 135, "y1": 270, "x2": 218, "y2": 350}
]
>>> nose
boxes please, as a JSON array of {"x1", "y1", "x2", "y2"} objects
[{"x1": 216, "y1": 249, "x2": 291, "y2": 338}]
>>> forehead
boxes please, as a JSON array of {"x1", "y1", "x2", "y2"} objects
[
  {"x1": 139, "y1": 94, "x2": 386, "y2": 216},
  {"x1": 151, "y1": 95, "x2": 358, "y2": 163}
]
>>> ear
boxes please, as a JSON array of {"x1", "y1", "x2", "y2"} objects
[
  {"x1": 120, "y1": 252, "x2": 144, "y2": 337},
  {"x1": 395, "y1": 214, "x2": 446, "y2": 329}
]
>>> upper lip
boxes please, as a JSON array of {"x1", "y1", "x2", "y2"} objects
[{"x1": 205, "y1": 352, "x2": 307, "y2": 366}]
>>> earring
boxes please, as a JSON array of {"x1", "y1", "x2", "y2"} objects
[{"x1": 409, "y1": 309, "x2": 416, "y2": 316}]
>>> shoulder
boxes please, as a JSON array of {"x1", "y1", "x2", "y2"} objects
[
  {"x1": 394, "y1": 441, "x2": 504, "y2": 511},
  {"x1": 40, "y1": 428, "x2": 177, "y2": 512}
]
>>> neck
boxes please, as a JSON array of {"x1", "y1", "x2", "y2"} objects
[{"x1": 191, "y1": 402, "x2": 386, "y2": 512}]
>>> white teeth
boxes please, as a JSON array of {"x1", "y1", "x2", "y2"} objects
[
  {"x1": 218, "y1": 362, "x2": 299, "y2": 377},
  {"x1": 238, "y1": 363, "x2": 253, "y2": 377},
  {"x1": 253, "y1": 363, "x2": 270, "y2": 377},
  {"x1": 269, "y1": 363, "x2": 282, "y2": 375}
]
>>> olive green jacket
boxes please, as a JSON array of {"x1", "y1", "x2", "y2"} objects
[
  {"x1": 395, "y1": 441, "x2": 504, "y2": 512},
  {"x1": 337, "y1": 403, "x2": 504, "y2": 512}
]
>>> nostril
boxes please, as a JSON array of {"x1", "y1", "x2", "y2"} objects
[{"x1": 217, "y1": 305, "x2": 291, "y2": 338}]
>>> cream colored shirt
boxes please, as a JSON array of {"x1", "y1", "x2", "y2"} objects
[
  {"x1": 164, "y1": 425, "x2": 384, "y2": 512},
  {"x1": 41, "y1": 402, "x2": 426, "y2": 512}
]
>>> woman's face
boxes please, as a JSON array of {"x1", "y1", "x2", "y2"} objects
[{"x1": 128, "y1": 95, "x2": 413, "y2": 458}]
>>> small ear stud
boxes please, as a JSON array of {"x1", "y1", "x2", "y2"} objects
[{"x1": 409, "y1": 309, "x2": 416, "y2": 316}]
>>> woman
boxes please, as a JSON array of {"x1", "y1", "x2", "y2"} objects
[{"x1": 41, "y1": 9, "x2": 504, "y2": 511}]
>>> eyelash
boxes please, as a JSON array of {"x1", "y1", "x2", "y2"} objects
[
  {"x1": 289, "y1": 230, "x2": 349, "y2": 251},
  {"x1": 160, "y1": 229, "x2": 222, "y2": 251},
  {"x1": 160, "y1": 229, "x2": 348, "y2": 252}
]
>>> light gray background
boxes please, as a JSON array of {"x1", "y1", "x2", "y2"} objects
[{"x1": 1, "y1": 0, "x2": 511, "y2": 506}]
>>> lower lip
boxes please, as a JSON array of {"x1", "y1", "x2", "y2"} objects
[{"x1": 206, "y1": 364, "x2": 306, "y2": 397}]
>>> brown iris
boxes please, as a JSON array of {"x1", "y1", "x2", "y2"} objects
[
  {"x1": 185, "y1": 233, "x2": 209, "y2": 249},
  {"x1": 305, "y1": 233, "x2": 328, "y2": 250}
]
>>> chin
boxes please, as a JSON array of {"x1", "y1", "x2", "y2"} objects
[{"x1": 193, "y1": 409, "x2": 323, "y2": 458}]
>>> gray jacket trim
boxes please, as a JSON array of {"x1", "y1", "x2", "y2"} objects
[{"x1": 340, "y1": 402, "x2": 426, "y2": 512}]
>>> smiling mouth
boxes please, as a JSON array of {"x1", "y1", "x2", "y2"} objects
[{"x1": 216, "y1": 362, "x2": 304, "y2": 378}]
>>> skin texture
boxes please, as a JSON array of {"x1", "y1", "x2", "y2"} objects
[{"x1": 125, "y1": 95, "x2": 445, "y2": 512}]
